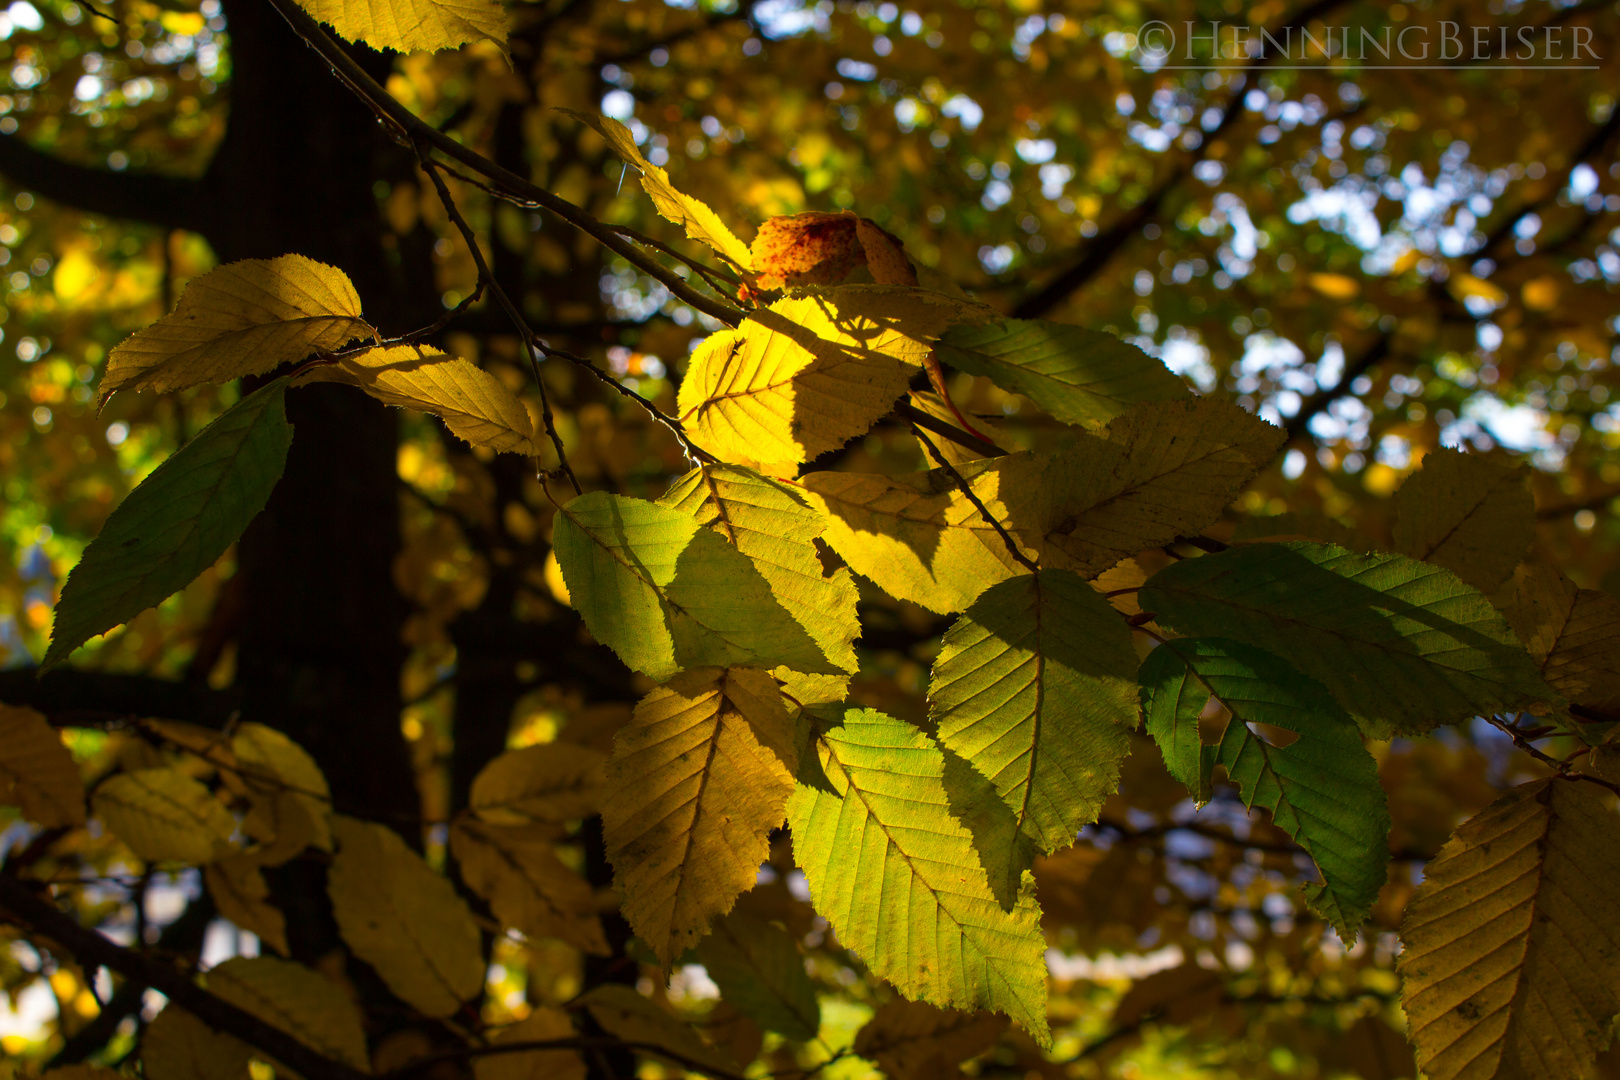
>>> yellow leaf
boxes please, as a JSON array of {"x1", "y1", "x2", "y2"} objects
[
  {"x1": 449, "y1": 817, "x2": 609, "y2": 954},
  {"x1": 0, "y1": 704, "x2": 86, "y2": 828},
  {"x1": 580, "y1": 984, "x2": 741, "y2": 1075},
  {"x1": 660, "y1": 463, "x2": 861, "y2": 674},
  {"x1": 1041, "y1": 398, "x2": 1286, "y2": 577},
  {"x1": 140, "y1": 1007, "x2": 253, "y2": 1080},
  {"x1": 855, "y1": 218, "x2": 918, "y2": 286},
  {"x1": 205, "y1": 854, "x2": 290, "y2": 956},
  {"x1": 750, "y1": 212, "x2": 861, "y2": 288},
  {"x1": 296, "y1": 0, "x2": 507, "y2": 53},
  {"x1": 1307, "y1": 272, "x2": 1360, "y2": 300},
  {"x1": 328, "y1": 815, "x2": 485, "y2": 1017},
  {"x1": 853, "y1": 1000, "x2": 1008, "y2": 1080},
  {"x1": 801, "y1": 454, "x2": 1042, "y2": 614},
  {"x1": 1449, "y1": 273, "x2": 1508, "y2": 308},
  {"x1": 232, "y1": 722, "x2": 332, "y2": 852},
  {"x1": 908, "y1": 391, "x2": 1005, "y2": 467},
  {"x1": 240, "y1": 790, "x2": 321, "y2": 867},
  {"x1": 93, "y1": 767, "x2": 235, "y2": 864},
  {"x1": 1393, "y1": 448, "x2": 1533, "y2": 592},
  {"x1": 677, "y1": 286, "x2": 962, "y2": 470},
  {"x1": 206, "y1": 955, "x2": 369, "y2": 1069},
  {"x1": 102, "y1": 255, "x2": 375, "y2": 399},
  {"x1": 563, "y1": 110, "x2": 752, "y2": 270},
  {"x1": 306, "y1": 345, "x2": 540, "y2": 457},
  {"x1": 1522, "y1": 276, "x2": 1560, "y2": 311},
  {"x1": 474, "y1": 1008, "x2": 586, "y2": 1080},
  {"x1": 1503, "y1": 565, "x2": 1620, "y2": 712},
  {"x1": 602, "y1": 667, "x2": 797, "y2": 964},
  {"x1": 468, "y1": 743, "x2": 605, "y2": 825},
  {"x1": 1400, "y1": 779, "x2": 1620, "y2": 1080}
]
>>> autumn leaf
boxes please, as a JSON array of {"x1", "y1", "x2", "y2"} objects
[
  {"x1": 93, "y1": 767, "x2": 235, "y2": 864},
  {"x1": 468, "y1": 742, "x2": 605, "y2": 825},
  {"x1": 581, "y1": 984, "x2": 742, "y2": 1075},
  {"x1": 677, "y1": 286, "x2": 962, "y2": 469},
  {"x1": 474, "y1": 1008, "x2": 586, "y2": 1080},
  {"x1": 296, "y1": 0, "x2": 508, "y2": 53},
  {"x1": 450, "y1": 816, "x2": 609, "y2": 954},
  {"x1": 206, "y1": 955, "x2": 369, "y2": 1069},
  {"x1": 788, "y1": 708, "x2": 1051, "y2": 1043},
  {"x1": 693, "y1": 910, "x2": 821, "y2": 1040},
  {"x1": 1400, "y1": 779, "x2": 1620, "y2": 1079},
  {"x1": 101, "y1": 255, "x2": 373, "y2": 399},
  {"x1": 853, "y1": 1000, "x2": 1008, "y2": 1080},
  {"x1": 0, "y1": 704, "x2": 86, "y2": 828},
  {"x1": 205, "y1": 854, "x2": 291, "y2": 956},
  {"x1": 232, "y1": 721, "x2": 332, "y2": 852},
  {"x1": 1501, "y1": 564, "x2": 1620, "y2": 715},
  {"x1": 1393, "y1": 448, "x2": 1534, "y2": 592},
  {"x1": 328, "y1": 815, "x2": 485, "y2": 1017},
  {"x1": 602, "y1": 667, "x2": 797, "y2": 964},
  {"x1": 140, "y1": 1007, "x2": 253, "y2": 1080},
  {"x1": 750, "y1": 212, "x2": 863, "y2": 288}
]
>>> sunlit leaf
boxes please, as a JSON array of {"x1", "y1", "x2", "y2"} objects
[
  {"x1": 787, "y1": 708, "x2": 1050, "y2": 1043},
  {"x1": 45, "y1": 380, "x2": 294, "y2": 668},
  {"x1": 101, "y1": 255, "x2": 373, "y2": 398},
  {"x1": 296, "y1": 0, "x2": 508, "y2": 54},
  {"x1": 660, "y1": 463, "x2": 861, "y2": 673},
  {"x1": 551, "y1": 491, "x2": 838, "y2": 681},
  {"x1": 1400, "y1": 779, "x2": 1620, "y2": 1079},
  {"x1": 603, "y1": 667, "x2": 796, "y2": 964}
]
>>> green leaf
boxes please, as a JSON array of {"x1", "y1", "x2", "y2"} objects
[
  {"x1": 1400, "y1": 779, "x2": 1620, "y2": 1080},
  {"x1": 929, "y1": 569, "x2": 1137, "y2": 903},
  {"x1": 1038, "y1": 398, "x2": 1285, "y2": 578},
  {"x1": 1393, "y1": 447, "x2": 1534, "y2": 592},
  {"x1": 693, "y1": 909, "x2": 821, "y2": 1041},
  {"x1": 786, "y1": 708, "x2": 1050, "y2": 1044},
  {"x1": 661, "y1": 463, "x2": 860, "y2": 674},
  {"x1": 552, "y1": 491, "x2": 840, "y2": 681},
  {"x1": 1137, "y1": 646, "x2": 1216, "y2": 805},
  {"x1": 45, "y1": 380, "x2": 294, "y2": 668},
  {"x1": 1142, "y1": 639, "x2": 1390, "y2": 938},
  {"x1": 1138, "y1": 541, "x2": 1558, "y2": 737},
  {"x1": 935, "y1": 316, "x2": 1188, "y2": 426}
]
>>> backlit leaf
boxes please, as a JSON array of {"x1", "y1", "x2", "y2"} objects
[
  {"x1": 206, "y1": 955, "x2": 369, "y2": 1069},
  {"x1": 305, "y1": 345, "x2": 539, "y2": 456},
  {"x1": 693, "y1": 909, "x2": 820, "y2": 1040},
  {"x1": 101, "y1": 255, "x2": 372, "y2": 398},
  {"x1": 468, "y1": 742, "x2": 605, "y2": 825},
  {"x1": 44, "y1": 380, "x2": 294, "y2": 668},
  {"x1": 1502, "y1": 565, "x2": 1620, "y2": 713},
  {"x1": 140, "y1": 1007, "x2": 253, "y2": 1080},
  {"x1": 787, "y1": 708, "x2": 1050, "y2": 1042},
  {"x1": 205, "y1": 854, "x2": 290, "y2": 956},
  {"x1": 801, "y1": 454, "x2": 1042, "y2": 614},
  {"x1": 1139, "y1": 541, "x2": 1558, "y2": 737},
  {"x1": 93, "y1": 767, "x2": 235, "y2": 864},
  {"x1": 0, "y1": 704, "x2": 86, "y2": 827},
  {"x1": 602, "y1": 667, "x2": 797, "y2": 964},
  {"x1": 473, "y1": 1008, "x2": 586, "y2": 1080},
  {"x1": 296, "y1": 0, "x2": 508, "y2": 54},
  {"x1": 449, "y1": 816, "x2": 609, "y2": 954},
  {"x1": 1142, "y1": 639, "x2": 1390, "y2": 938},
  {"x1": 1393, "y1": 448, "x2": 1534, "y2": 592},
  {"x1": 935, "y1": 317, "x2": 1187, "y2": 426},
  {"x1": 852, "y1": 998, "x2": 1009, "y2": 1080},
  {"x1": 660, "y1": 463, "x2": 860, "y2": 673},
  {"x1": 750, "y1": 212, "x2": 861, "y2": 288},
  {"x1": 1400, "y1": 779, "x2": 1620, "y2": 1080},
  {"x1": 677, "y1": 286, "x2": 961, "y2": 469},
  {"x1": 328, "y1": 815, "x2": 485, "y2": 1018},
  {"x1": 564, "y1": 110, "x2": 752, "y2": 270},
  {"x1": 929, "y1": 568, "x2": 1137, "y2": 901},
  {"x1": 551, "y1": 491, "x2": 837, "y2": 681},
  {"x1": 1039, "y1": 398, "x2": 1285, "y2": 577}
]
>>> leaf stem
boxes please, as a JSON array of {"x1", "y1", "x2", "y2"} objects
[{"x1": 912, "y1": 424, "x2": 1038, "y2": 574}]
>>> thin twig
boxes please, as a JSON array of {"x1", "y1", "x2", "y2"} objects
[
  {"x1": 416, "y1": 150, "x2": 581, "y2": 495},
  {"x1": 264, "y1": 0, "x2": 745, "y2": 327},
  {"x1": 895, "y1": 400, "x2": 1008, "y2": 458},
  {"x1": 913, "y1": 425, "x2": 1038, "y2": 573},
  {"x1": 1486, "y1": 714, "x2": 1620, "y2": 796}
]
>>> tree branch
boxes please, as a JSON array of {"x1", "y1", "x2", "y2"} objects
[
  {"x1": 0, "y1": 669, "x2": 238, "y2": 729},
  {"x1": 0, "y1": 876, "x2": 369, "y2": 1080},
  {"x1": 0, "y1": 134, "x2": 212, "y2": 232}
]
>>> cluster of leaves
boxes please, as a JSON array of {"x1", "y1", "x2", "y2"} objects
[{"x1": 4, "y1": 0, "x2": 1620, "y2": 1078}]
